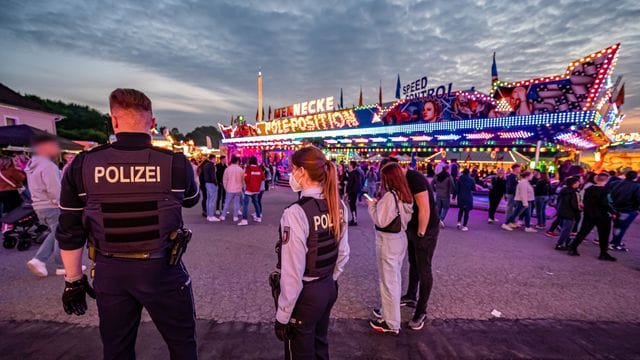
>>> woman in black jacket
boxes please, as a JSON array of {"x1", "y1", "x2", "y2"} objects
[
  {"x1": 488, "y1": 168, "x2": 506, "y2": 223},
  {"x1": 534, "y1": 172, "x2": 552, "y2": 228}
]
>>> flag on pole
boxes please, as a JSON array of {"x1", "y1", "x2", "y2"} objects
[
  {"x1": 230, "y1": 115, "x2": 234, "y2": 126},
  {"x1": 378, "y1": 80, "x2": 382, "y2": 107},
  {"x1": 358, "y1": 87, "x2": 363, "y2": 106},
  {"x1": 268, "y1": 105, "x2": 272, "y2": 121},
  {"x1": 339, "y1": 88, "x2": 344, "y2": 109},
  {"x1": 262, "y1": 106, "x2": 265, "y2": 121},
  {"x1": 614, "y1": 83, "x2": 625, "y2": 108},
  {"x1": 491, "y1": 52, "x2": 499, "y2": 82},
  {"x1": 395, "y1": 74, "x2": 401, "y2": 99}
]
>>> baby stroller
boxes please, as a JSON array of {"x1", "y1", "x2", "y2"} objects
[{"x1": 1, "y1": 203, "x2": 49, "y2": 251}]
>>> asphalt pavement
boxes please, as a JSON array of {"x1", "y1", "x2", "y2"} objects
[{"x1": 1, "y1": 188, "x2": 639, "y2": 359}]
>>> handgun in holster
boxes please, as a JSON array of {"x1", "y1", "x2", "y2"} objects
[
  {"x1": 169, "y1": 227, "x2": 192, "y2": 266},
  {"x1": 269, "y1": 239, "x2": 282, "y2": 310}
]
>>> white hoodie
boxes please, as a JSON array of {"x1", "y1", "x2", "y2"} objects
[{"x1": 24, "y1": 155, "x2": 61, "y2": 210}]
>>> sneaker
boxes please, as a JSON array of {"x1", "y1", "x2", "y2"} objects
[
  {"x1": 219, "y1": 216, "x2": 226, "y2": 221},
  {"x1": 400, "y1": 295, "x2": 416, "y2": 308},
  {"x1": 251, "y1": 212, "x2": 256, "y2": 218},
  {"x1": 26, "y1": 258, "x2": 48, "y2": 277},
  {"x1": 487, "y1": 218, "x2": 494, "y2": 224},
  {"x1": 554, "y1": 244, "x2": 567, "y2": 251},
  {"x1": 206, "y1": 216, "x2": 220, "y2": 222},
  {"x1": 237, "y1": 210, "x2": 243, "y2": 216},
  {"x1": 456, "y1": 222, "x2": 461, "y2": 228},
  {"x1": 372, "y1": 307, "x2": 383, "y2": 319},
  {"x1": 237, "y1": 219, "x2": 249, "y2": 226},
  {"x1": 369, "y1": 319, "x2": 399, "y2": 335},
  {"x1": 567, "y1": 248, "x2": 580, "y2": 256},
  {"x1": 440, "y1": 220, "x2": 445, "y2": 228},
  {"x1": 570, "y1": 232, "x2": 578, "y2": 237},
  {"x1": 512, "y1": 222, "x2": 522, "y2": 228},
  {"x1": 545, "y1": 231, "x2": 559, "y2": 238},
  {"x1": 55, "y1": 265, "x2": 87, "y2": 276},
  {"x1": 598, "y1": 253, "x2": 617, "y2": 261},
  {"x1": 460, "y1": 226, "x2": 469, "y2": 232},
  {"x1": 348, "y1": 220, "x2": 358, "y2": 226},
  {"x1": 253, "y1": 216, "x2": 262, "y2": 223},
  {"x1": 501, "y1": 224, "x2": 514, "y2": 231},
  {"x1": 233, "y1": 216, "x2": 239, "y2": 222},
  {"x1": 408, "y1": 313, "x2": 427, "y2": 330},
  {"x1": 524, "y1": 227, "x2": 537, "y2": 233},
  {"x1": 215, "y1": 210, "x2": 221, "y2": 216},
  {"x1": 535, "y1": 225, "x2": 545, "y2": 229},
  {"x1": 591, "y1": 239, "x2": 600, "y2": 245},
  {"x1": 610, "y1": 245, "x2": 628, "y2": 252}
]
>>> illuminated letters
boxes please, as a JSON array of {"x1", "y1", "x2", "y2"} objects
[{"x1": 94, "y1": 166, "x2": 161, "y2": 184}]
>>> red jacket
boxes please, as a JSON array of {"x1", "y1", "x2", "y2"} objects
[{"x1": 244, "y1": 165, "x2": 265, "y2": 193}]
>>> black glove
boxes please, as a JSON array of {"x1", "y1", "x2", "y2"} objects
[
  {"x1": 62, "y1": 274, "x2": 96, "y2": 316},
  {"x1": 274, "y1": 321, "x2": 290, "y2": 341}
]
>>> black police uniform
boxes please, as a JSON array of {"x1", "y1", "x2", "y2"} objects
[
  {"x1": 276, "y1": 187, "x2": 349, "y2": 360},
  {"x1": 56, "y1": 132, "x2": 200, "y2": 360}
]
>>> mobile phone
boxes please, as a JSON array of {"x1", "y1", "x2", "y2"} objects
[{"x1": 363, "y1": 193, "x2": 374, "y2": 201}]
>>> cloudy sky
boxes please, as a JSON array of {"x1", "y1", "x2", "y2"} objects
[{"x1": 0, "y1": 0, "x2": 638, "y2": 133}]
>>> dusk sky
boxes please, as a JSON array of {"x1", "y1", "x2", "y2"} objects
[{"x1": 0, "y1": 0, "x2": 638, "y2": 133}]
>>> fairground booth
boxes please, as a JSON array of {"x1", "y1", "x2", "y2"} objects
[{"x1": 220, "y1": 44, "x2": 624, "y2": 176}]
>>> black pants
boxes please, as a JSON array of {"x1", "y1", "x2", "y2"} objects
[
  {"x1": 93, "y1": 256, "x2": 197, "y2": 360},
  {"x1": 405, "y1": 230, "x2": 439, "y2": 318},
  {"x1": 457, "y1": 206, "x2": 470, "y2": 226},
  {"x1": 285, "y1": 276, "x2": 338, "y2": 360},
  {"x1": 200, "y1": 184, "x2": 207, "y2": 215},
  {"x1": 216, "y1": 185, "x2": 226, "y2": 212},
  {"x1": 488, "y1": 194, "x2": 501, "y2": 220},
  {"x1": 570, "y1": 216, "x2": 611, "y2": 254},
  {"x1": 550, "y1": 214, "x2": 580, "y2": 232},
  {"x1": 347, "y1": 192, "x2": 358, "y2": 221}
]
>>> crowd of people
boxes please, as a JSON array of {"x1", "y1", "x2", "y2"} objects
[{"x1": 193, "y1": 154, "x2": 274, "y2": 226}]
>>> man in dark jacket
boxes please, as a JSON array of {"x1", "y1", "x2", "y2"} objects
[
  {"x1": 215, "y1": 156, "x2": 227, "y2": 215},
  {"x1": 504, "y1": 164, "x2": 521, "y2": 221},
  {"x1": 555, "y1": 177, "x2": 581, "y2": 250},
  {"x1": 346, "y1": 161, "x2": 363, "y2": 226},
  {"x1": 609, "y1": 171, "x2": 640, "y2": 251},
  {"x1": 202, "y1": 155, "x2": 219, "y2": 222},
  {"x1": 568, "y1": 173, "x2": 616, "y2": 260}
]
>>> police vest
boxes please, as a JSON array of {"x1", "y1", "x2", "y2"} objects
[
  {"x1": 277, "y1": 197, "x2": 340, "y2": 278},
  {"x1": 80, "y1": 145, "x2": 184, "y2": 254}
]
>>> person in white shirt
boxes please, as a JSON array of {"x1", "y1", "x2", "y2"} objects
[{"x1": 219, "y1": 155, "x2": 244, "y2": 222}]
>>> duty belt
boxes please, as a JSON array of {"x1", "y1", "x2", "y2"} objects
[{"x1": 89, "y1": 246, "x2": 167, "y2": 260}]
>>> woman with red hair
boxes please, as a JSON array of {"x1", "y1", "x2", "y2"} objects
[{"x1": 367, "y1": 162, "x2": 413, "y2": 335}]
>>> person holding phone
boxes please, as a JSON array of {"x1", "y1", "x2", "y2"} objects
[{"x1": 366, "y1": 162, "x2": 413, "y2": 335}]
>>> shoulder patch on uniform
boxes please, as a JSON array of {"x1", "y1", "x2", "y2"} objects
[{"x1": 282, "y1": 226, "x2": 290, "y2": 245}]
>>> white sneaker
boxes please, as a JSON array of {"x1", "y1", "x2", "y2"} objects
[
  {"x1": 460, "y1": 226, "x2": 469, "y2": 231},
  {"x1": 524, "y1": 227, "x2": 538, "y2": 233},
  {"x1": 233, "y1": 216, "x2": 239, "y2": 222},
  {"x1": 27, "y1": 258, "x2": 48, "y2": 277},
  {"x1": 253, "y1": 216, "x2": 262, "y2": 223},
  {"x1": 501, "y1": 223, "x2": 514, "y2": 231},
  {"x1": 439, "y1": 220, "x2": 445, "y2": 228},
  {"x1": 237, "y1": 219, "x2": 248, "y2": 226},
  {"x1": 456, "y1": 222, "x2": 461, "y2": 229},
  {"x1": 487, "y1": 219, "x2": 494, "y2": 224},
  {"x1": 55, "y1": 265, "x2": 87, "y2": 276},
  {"x1": 215, "y1": 210, "x2": 221, "y2": 216},
  {"x1": 207, "y1": 216, "x2": 220, "y2": 222},
  {"x1": 237, "y1": 210, "x2": 243, "y2": 216},
  {"x1": 251, "y1": 212, "x2": 256, "y2": 218},
  {"x1": 219, "y1": 216, "x2": 226, "y2": 221}
]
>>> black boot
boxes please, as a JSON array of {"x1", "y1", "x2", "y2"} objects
[
  {"x1": 567, "y1": 248, "x2": 580, "y2": 256},
  {"x1": 598, "y1": 252, "x2": 617, "y2": 261}
]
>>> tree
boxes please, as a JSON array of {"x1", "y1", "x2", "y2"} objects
[
  {"x1": 24, "y1": 94, "x2": 111, "y2": 143},
  {"x1": 185, "y1": 126, "x2": 223, "y2": 148},
  {"x1": 169, "y1": 127, "x2": 185, "y2": 142}
]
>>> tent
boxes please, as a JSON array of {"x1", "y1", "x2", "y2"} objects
[{"x1": 0, "y1": 125, "x2": 84, "y2": 151}]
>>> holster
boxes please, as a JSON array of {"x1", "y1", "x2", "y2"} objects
[{"x1": 269, "y1": 270, "x2": 281, "y2": 310}]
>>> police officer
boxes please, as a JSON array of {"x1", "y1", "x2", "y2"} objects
[
  {"x1": 275, "y1": 146, "x2": 350, "y2": 360},
  {"x1": 56, "y1": 88, "x2": 200, "y2": 360}
]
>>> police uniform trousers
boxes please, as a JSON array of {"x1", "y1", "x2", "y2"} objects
[
  {"x1": 93, "y1": 255, "x2": 197, "y2": 360},
  {"x1": 285, "y1": 275, "x2": 337, "y2": 360}
]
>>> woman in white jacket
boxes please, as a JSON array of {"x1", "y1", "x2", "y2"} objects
[
  {"x1": 502, "y1": 171, "x2": 537, "y2": 233},
  {"x1": 366, "y1": 162, "x2": 413, "y2": 335}
]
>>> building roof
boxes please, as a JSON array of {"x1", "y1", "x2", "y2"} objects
[{"x1": 0, "y1": 83, "x2": 60, "y2": 116}]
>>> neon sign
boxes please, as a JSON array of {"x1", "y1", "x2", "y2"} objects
[
  {"x1": 273, "y1": 96, "x2": 335, "y2": 119},
  {"x1": 258, "y1": 109, "x2": 358, "y2": 135}
]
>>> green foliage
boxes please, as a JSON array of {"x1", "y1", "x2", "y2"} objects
[
  {"x1": 185, "y1": 126, "x2": 222, "y2": 147},
  {"x1": 23, "y1": 94, "x2": 112, "y2": 143},
  {"x1": 170, "y1": 127, "x2": 185, "y2": 142}
]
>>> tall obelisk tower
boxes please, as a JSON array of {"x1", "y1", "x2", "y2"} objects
[{"x1": 257, "y1": 69, "x2": 263, "y2": 122}]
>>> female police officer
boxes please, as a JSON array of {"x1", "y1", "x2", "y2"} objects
[{"x1": 275, "y1": 146, "x2": 350, "y2": 360}]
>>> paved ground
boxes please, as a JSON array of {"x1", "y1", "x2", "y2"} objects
[{"x1": 1, "y1": 188, "x2": 639, "y2": 359}]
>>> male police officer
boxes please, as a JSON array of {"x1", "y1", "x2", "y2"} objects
[{"x1": 56, "y1": 88, "x2": 200, "y2": 360}]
